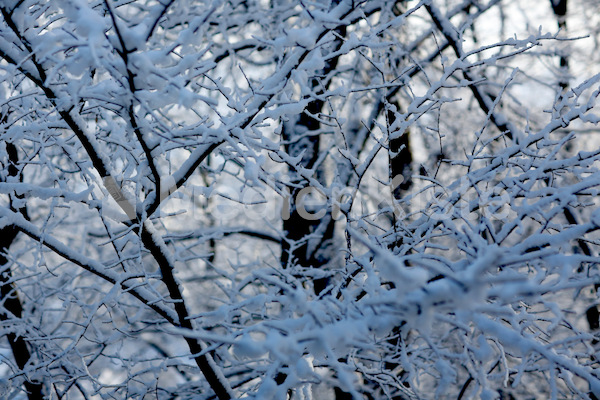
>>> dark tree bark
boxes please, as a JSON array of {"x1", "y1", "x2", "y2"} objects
[
  {"x1": 550, "y1": 0, "x2": 569, "y2": 90},
  {"x1": 0, "y1": 141, "x2": 44, "y2": 399}
]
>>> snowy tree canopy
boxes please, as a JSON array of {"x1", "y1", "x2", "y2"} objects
[{"x1": 1, "y1": 0, "x2": 600, "y2": 399}]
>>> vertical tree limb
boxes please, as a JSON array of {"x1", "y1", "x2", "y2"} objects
[{"x1": 0, "y1": 142, "x2": 43, "y2": 399}]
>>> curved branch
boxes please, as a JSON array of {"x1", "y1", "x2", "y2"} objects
[
  {"x1": 425, "y1": 4, "x2": 521, "y2": 141},
  {"x1": 103, "y1": 0, "x2": 162, "y2": 213},
  {"x1": 140, "y1": 221, "x2": 234, "y2": 400},
  {"x1": 146, "y1": 0, "x2": 177, "y2": 41},
  {"x1": 0, "y1": 208, "x2": 178, "y2": 325}
]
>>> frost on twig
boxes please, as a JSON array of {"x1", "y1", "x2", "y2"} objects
[{"x1": 1, "y1": 1, "x2": 600, "y2": 399}]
